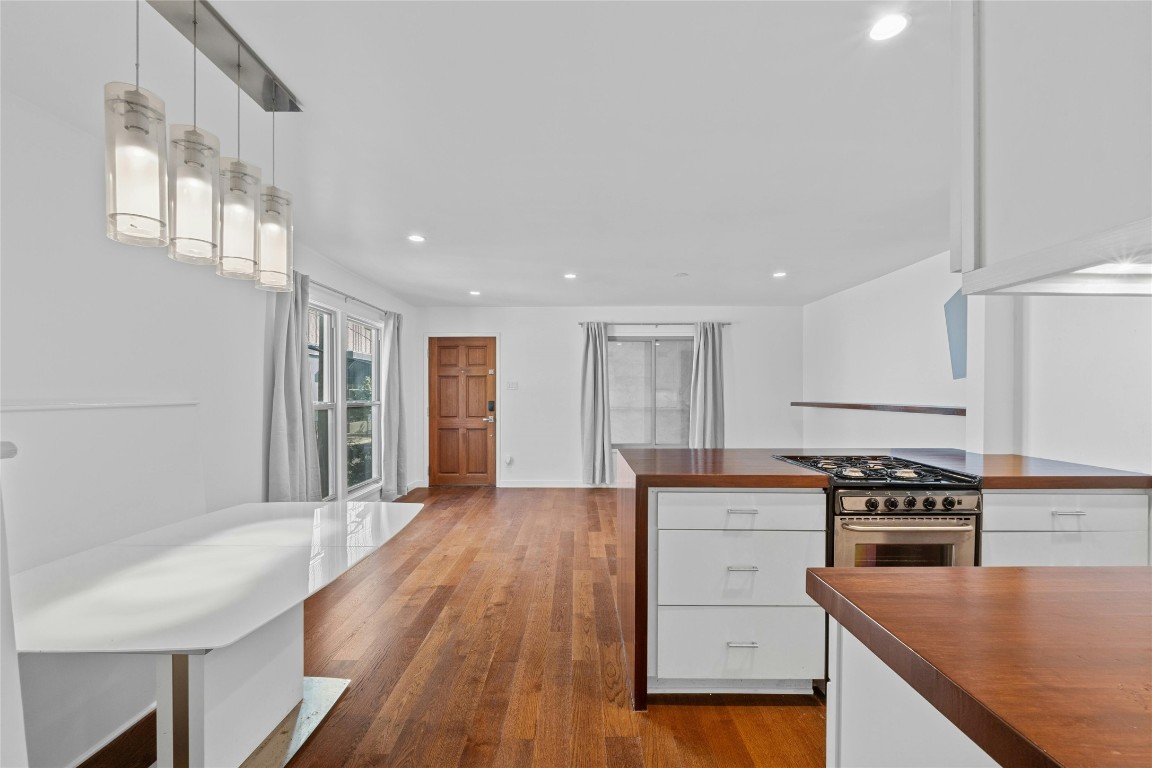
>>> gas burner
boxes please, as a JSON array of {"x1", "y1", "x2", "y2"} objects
[{"x1": 773, "y1": 454, "x2": 980, "y2": 489}]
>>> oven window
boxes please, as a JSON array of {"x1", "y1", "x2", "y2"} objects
[{"x1": 855, "y1": 544, "x2": 954, "y2": 567}]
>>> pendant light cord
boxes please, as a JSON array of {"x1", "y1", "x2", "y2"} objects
[
  {"x1": 236, "y1": 44, "x2": 241, "y2": 157},
  {"x1": 134, "y1": 0, "x2": 140, "y2": 90},
  {"x1": 272, "y1": 81, "x2": 277, "y2": 186},
  {"x1": 192, "y1": 1, "x2": 198, "y2": 128}
]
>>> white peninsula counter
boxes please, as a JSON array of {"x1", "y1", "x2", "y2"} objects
[{"x1": 11, "y1": 500, "x2": 422, "y2": 767}]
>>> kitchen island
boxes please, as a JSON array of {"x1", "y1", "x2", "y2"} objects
[
  {"x1": 615, "y1": 448, "x2": 1152, "y2": 710},
  {"x1": 807, "y1": 566, "x2": 1152, "y2": 767}
]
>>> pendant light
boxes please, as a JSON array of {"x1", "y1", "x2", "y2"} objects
[
  {"x1": 168, "y1": 2, "x2": 220, "y2": 264},
  {"x1": 104, "y1": 0, "x2": 168, "y2": 246},
  {"x1": 255, "y1": 83, "x2": 293, "y2": 293},
  {"x1": 218, "y1": 45, "x2": 261, "y2": 279}
]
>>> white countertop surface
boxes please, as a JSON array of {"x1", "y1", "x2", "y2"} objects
[{"x1": 11, "y1": 501, "x2": 422, "y2": 654}]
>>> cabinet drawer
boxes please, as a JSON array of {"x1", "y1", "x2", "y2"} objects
[
  {"x1": 982, "y1": 531, "x2": 1149, "y2": 566},
  {"x1": 982, "y1": 493, "x2": 1149, "y2": 531},
  {"x1": 656, "y1": 491, "x2": 824, "y2": 531},
  {"x1": 657, "y1": 606, "x2": 824, "y2": 680},
  {"x1": 658, "y1": 530, "x2": 823, "y2": 606}
]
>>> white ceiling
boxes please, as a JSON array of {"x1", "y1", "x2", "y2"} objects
[{"x1": 2, "y1": 1, "x2": 951, "y2": 307}]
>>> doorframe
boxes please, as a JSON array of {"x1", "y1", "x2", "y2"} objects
[{"x1": 423, "y1": 332, "x2": 503, "y2": 488}]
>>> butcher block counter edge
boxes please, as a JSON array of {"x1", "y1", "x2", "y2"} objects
[{"x1": 806, "y1": 566, "x2": 1152, "y2": 768}]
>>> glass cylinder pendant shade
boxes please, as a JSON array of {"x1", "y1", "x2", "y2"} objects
[
  {"x1": 167, "y1": 126, "x2": 221, "y2": 264},
  {"x1": 255, "y1": 186, "x2": 293, "y2": 292},
  {"x1": 104, "y1": 82, "x2": 168, "y2": 246},
  {"x1": 217, "y1": 159, "x2": 261, "y2": 279}
]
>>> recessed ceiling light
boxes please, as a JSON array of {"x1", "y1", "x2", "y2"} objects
[
  {"x1": 407, "y1": 234, "x2": 425, "y2": 243},
  {"x1": 869, "y1": 14, "x2": 908, "y2": 41},
  {"x1": 469, "y1": 290, "x2": 480, "y2": 296},
  {"x1": 564, "y1": 273, "x2": 577, "y2": 279},
  {"x1": 673, "y1": 272, "x2": 689, "y2": 278},
  {"x1": 773, "y1": 272, "x2": 787, "y2": 278}
]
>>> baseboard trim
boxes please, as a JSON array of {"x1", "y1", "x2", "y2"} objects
[
  {"x1": 497, "y1": 480, "x2": 591, "y2": 488},
  {"x1": 76, "y1": 708, "x2": 155, "y2": 768}
]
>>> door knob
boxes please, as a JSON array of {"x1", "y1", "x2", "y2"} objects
[{"x1": 483, "y1": 416, "x2": 495, "y2": 422}]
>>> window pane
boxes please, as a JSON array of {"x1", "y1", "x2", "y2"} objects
[
  {"x1": 315, "y1": 409, "x2": 332, "y2": 499},
  {"x1": 607, "y1": 340, "x2": 653, "y2": 445},
  {"x1": 655, "y1": 339, "x2": 693, "y2": 445},
  {"x1": 308, "y1": 308, "x2": 330, "y2": 403},
  {"x1": 347, "y1": 406, "x2": 374, "y2": 487},
  {"x1": 347, "y1": 318, "x2": 376, "y2": 402}
]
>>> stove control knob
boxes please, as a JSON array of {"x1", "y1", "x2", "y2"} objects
[
  {"x1": 923, "y1": 497, "x2": 937, "y2": 510},
  {"x1": 865, "y1": 497, "x2": 880, "y2": 511},
  {"x1": 903, "y1": 496, "x2": 917, "y2": 509},
  {"x1": 884, "y1": 497, "x2": 900, "y2": 511},
  {"x1": 942, "y1": 496, "x2": 957, "y2": 510}
]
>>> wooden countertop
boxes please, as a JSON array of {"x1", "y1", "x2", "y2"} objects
[
  {"x1": 616, "y1": 448, "x2": 827, "y2": 488},
  {"x1": 807, "y1": 567, "x2": 1152, "y2": 768},
  {"x1": 617, "y1": 448, "x2": 1152, "y2": 489}
]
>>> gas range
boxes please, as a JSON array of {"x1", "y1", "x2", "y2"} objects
[{"x1": 774, "y1": 454, "x2": 983, "y2": 567}]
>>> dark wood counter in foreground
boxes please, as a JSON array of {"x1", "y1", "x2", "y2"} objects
[{"x1": 807, "y1": 567, "x2": 1152, "y2": 767}]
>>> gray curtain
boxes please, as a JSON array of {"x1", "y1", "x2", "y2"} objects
[
  {"x1": 380, "y1": 312, "x2": 408, "y2": 499},
  {"x1": 581, "y1": 322, "x2": 614, "y2": 485},
  {"x1": 267, "y1": 272, "x2": 322, "y2": 502},
  {"x1": 689, "y1": 322, "x2": 725, "y2": 448}
]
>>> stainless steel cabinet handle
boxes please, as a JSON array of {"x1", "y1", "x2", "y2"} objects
[
  {"x1": 1051, "y1": 510, "x2": 1087, "y2": 516},
  {"x1": 726, "y1": 641, "x2": 759, "y2": 648},
  {"x1": 726, "y1": 565, "x2": 759, "y2": 572},
  {"x1": 840, "y1": 523, "x2": 975, "y2": 533},
  {"x1": 726, "y1": 508, "x2": 759, "y2": 514}
]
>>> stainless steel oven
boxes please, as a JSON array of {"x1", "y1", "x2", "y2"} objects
[{"x1": 832, "y1": 489, "x2": 981, "y2": 567}]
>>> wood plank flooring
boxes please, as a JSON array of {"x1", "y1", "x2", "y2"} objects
[{"x1": 291, "y1": 487, "x2": 825, "y2": 767}]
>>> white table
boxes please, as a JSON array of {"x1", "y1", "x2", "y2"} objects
[{"x1": 11, "y1": 500, "x2": 423, "y2": 767}]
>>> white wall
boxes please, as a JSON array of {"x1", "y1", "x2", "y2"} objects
[
  {"x1": 1020, "y1": 296, "x2": 1152, "y2": 474},
  {"x1": 421, "y1": 306, "x2": 804, "y2": 486},
  {"x1": 801, "y1": 252, "x2": 966, "y2": 450}
]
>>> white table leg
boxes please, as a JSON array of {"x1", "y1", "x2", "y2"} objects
[{"x1": 156, "y1": 605, "x2": 304, "y2": 767}]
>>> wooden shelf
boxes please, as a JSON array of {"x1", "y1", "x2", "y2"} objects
[{"x1": 791, "y1": 402, "x2": 966, "y2": 417}]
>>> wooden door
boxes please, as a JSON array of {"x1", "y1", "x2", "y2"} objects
[{"x1": 429, "y1": 337, "x2": 497, "y2": 486}]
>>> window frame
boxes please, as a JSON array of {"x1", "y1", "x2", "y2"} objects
[
  {"x1": 343, "y1": 315, "x2": 382, "y2": 495},
  {"x1": 308, "y1": 305, "x2": 337, "y2": 500},
  {"x1": 308, "y1": 297, "x2": 385, "y2": 500},
  {"x1": 607, "y1": 335, "x2": 693, "y2": 449}
]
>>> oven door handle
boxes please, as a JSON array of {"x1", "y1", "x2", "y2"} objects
[{"x1": 840, "y1": 523, "x2": 975, "y2": 533}]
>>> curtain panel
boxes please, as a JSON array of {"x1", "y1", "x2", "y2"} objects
[
  {"x1": 581, "y1": 322, "x2": 614, "y2": 485},
  {"x1": 689, "y1": 322, "x2": 725, "y2": 448},
  {"x1": 381, "y1": 312, "x2": 408, "y2": 499},
  {"x1": 267, "y1": 272, "x2": 323, "y2": 502}
]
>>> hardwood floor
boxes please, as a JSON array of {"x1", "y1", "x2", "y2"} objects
[{"x1": 291, "y1": 487, "x2": 825, "y2": 768}]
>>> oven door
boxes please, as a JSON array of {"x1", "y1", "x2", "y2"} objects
[{"x1": 834, "y1": 516, "x2": 978, "y2": 567}]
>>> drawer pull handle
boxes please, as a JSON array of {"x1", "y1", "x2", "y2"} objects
[
  {"x1": 727, "y1": 508, "x2": 759, "y2": 514},
  {"x1": 727, "y1": 641, "x2": 759, "y2": 648},
  {"x1": 727, "y1": 565, "x2": 760, "y2": 572},
  {"x1": 1051, "y1": 510, "x2": 1087, "y2": 516}
]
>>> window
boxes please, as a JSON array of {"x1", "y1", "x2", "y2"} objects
[
  {"x1": 345, "y1": 317, "x2": 379, "y2": 491},
  {"x1": 607, "y1": 337, "x2": 693, "y2": 447},
  {"x1": 309, "y1": 303, "x2": 384, "y2": 499},
  {"x1": 308, "y1": 307, "x2": 335, "y2": 499}
]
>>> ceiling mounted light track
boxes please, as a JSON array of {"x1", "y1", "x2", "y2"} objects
[{"x1": 147, "y1": 0, "x2": 303, "y2": 113}]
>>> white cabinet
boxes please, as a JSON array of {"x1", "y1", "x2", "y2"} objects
[
  {"x1": 981, "y1": 491, "x2": 1150, "y2": 566},
  {"x1": 650, "y1": 489, "x2": 825, "y2": 694}
]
